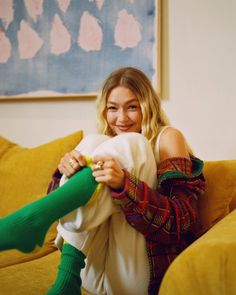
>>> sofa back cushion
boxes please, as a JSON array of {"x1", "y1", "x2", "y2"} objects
[
  {"x1": 0, "y1": 131, "x2": 83, "y2": 268},
  {"x1": 196, "y1": 160, "x2": 236, "y2": 236}
]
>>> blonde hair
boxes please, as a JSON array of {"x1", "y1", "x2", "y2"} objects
[{"x1": 96, "y1": 67, "x2": 170, "y2": 147}]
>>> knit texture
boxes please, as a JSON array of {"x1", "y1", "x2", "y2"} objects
[
  {"x1": 0, "y1": 166, "x2": 98, "y2": 253},
  {"x1": 46, "y1": 243, "x2": 85, "y2": 295}
]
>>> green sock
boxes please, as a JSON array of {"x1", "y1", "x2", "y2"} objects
[
  {"x1": 0, "y1": 166, "x2": 98, "y2": 253},
  {"x1": 46, "y1": 243, "x2": 85, "y2": 295}
]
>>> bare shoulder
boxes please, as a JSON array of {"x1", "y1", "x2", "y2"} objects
[{"x1": 157, "y1": 127, "x2": 190, "y2": 161}]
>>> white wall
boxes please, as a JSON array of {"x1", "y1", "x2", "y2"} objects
[
  {"x1": 0, "y1": 98, "x2": 97, "y2": 146},
  {"x1": 0, "y1": 0, "x2": 235, "y2": 160},
  {"x1": 162, "y1": 0, "x2": 236, "y2": 160}
]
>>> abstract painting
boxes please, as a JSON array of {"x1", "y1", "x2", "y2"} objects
[{"x1": 0, "y1": 0, "x2": 160, "y2": 98}]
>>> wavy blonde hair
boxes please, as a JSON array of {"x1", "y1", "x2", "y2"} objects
[{"x1": 96, "y1": 67, "x2": 170, "y2": 147}]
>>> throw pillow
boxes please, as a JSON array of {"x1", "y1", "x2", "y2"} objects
[{"x1": 0, "y1": 130, "x2": 83, "y2": 268}]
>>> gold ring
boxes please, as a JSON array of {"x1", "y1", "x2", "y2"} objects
[
  {"x1": 69, "y1": 158, "x2": 77, "y2": 168},
  {"x1": 94, "y1": 160, "x2": 104, "y2": 171}
]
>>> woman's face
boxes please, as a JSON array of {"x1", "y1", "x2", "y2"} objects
[{"x1": 106, "y1": 86, "x2": 142, "y2": 135}]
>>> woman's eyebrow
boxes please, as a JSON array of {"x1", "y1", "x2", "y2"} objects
[
  {"x1": 107, "y1": 101, "x2": 117, "y2": 105},
  {"x1": 107, "y1": 98, "x2": 139, "y2": 105},
  {"x1": 126, "y1": 98, "x2": 139, "y2": 104}
]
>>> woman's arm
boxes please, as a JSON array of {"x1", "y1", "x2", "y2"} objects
[
  {"x1": 111, "y1": 128, "x2": 205, "y2": 245},
  {"x1": 111, "y1": 157, "x2": 205, "y2": 245}
]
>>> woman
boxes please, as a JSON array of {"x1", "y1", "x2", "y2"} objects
[{"x1": 0, "y1": 67, "x2": 205, "y2": 295}]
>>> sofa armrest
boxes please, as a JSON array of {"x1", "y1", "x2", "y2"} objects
[{"x1": 159, "y1": 209, "x2": 236, "y2": 295}]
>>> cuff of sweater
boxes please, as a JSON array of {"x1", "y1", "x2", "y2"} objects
[
  {"x1": 47, "y1": 168, "x2": 62, "y2": 193},
  {"x1": 111, "y1": 170, "x2": 138, "y2": 207}
]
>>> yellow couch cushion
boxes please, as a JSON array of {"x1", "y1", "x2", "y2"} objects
[
  {"x1": 159, "y1": 209, "x2": 236, "y2": 295},
  {"x1": 0, "y1": 131, "x2": 83, "y2": 268},
  {"x1": 196, "y1": 160, "x2": 236, "y2": 235},
  {"x1": 0, "y1": 250, "x2": 61, "y2": 295},
  {"x1": 0, "y1": 250, "x2": 90, "y2": 295}
]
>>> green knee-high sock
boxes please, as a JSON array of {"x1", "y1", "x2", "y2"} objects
[
  {"x1": 47, "y1": 243, "x2": 85, "y2": 295},
  {"x1": 0, "y1": 166, "x2": 98, "y2": 253}
]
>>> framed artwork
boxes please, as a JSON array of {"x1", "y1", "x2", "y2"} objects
[{"x1": 0, "y1": 0, "x2": 161, "y2": 99}]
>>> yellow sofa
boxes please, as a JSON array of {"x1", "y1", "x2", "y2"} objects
[
  {"x1": 159, "y1": 160, "x2": 236, "y2": 295},
  {"x1": 0, "y1": 132, "x2": 236, "y2": 295}
]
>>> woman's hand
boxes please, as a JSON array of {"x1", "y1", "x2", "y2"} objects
[
  {"x1": 92, "y1": 156, "x2": 125, "y2": 190},
  {"x1": 58, "y1": 150, "x2": 86, "y2": 178}
]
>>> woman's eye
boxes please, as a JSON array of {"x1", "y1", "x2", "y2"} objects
[
  {"x1": 107, "y1": 106, "x2": 117, "y2": 111},
  {"x1": 128, "y1": 105, "x2": 138, "y2": 110}
]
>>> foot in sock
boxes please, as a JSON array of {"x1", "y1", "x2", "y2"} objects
[
  {"x1": 0, "y1": 166, "x2": 99, "y2": 253},
  {"x1": 46, "y1": 243, "x2": 85, "y2": 295}
]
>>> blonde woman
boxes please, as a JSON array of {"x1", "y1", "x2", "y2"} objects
[{"x1": 0, "y1": 67, "x2": 205, "y2": 295}]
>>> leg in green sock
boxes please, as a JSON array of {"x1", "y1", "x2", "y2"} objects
[
  {"x1": 47, "y1": 243, "x2": 85, "y2": 295},
  {"x1": 0, "y1": 166, "x2": 98, "y2": 253}
]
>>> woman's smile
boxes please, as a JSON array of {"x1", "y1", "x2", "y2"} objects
[{"x1": 116, "y1": 124, "x2": 133, "y2": 131}]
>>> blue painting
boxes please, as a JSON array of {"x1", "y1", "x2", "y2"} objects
[{"x1": 0, "y1": 0, "x2": 159, "y2": 98}]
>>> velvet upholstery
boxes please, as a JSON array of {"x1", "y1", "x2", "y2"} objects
[
  {"x1": 159, "y1": 160, "x2": 236, "y2": 295},
  {"x1": 159, "y1": 209, "x2": 236, "y2": 295}
]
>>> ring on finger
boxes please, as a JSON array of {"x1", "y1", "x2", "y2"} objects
[
  {"x1": 94, "y1": 160, "x2": 104, "y2": 171},
  {"x1": 69, "y1": 158, "x2": 77, "y2": 169}
]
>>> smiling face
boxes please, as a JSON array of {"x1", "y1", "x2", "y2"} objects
[{"x1": 106, "y1": 86, "x2": 143, "y2": 135}]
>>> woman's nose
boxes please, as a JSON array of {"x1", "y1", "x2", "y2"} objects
[{"x1": 118, "y1": 109, "x2": 128, "y2": 121}]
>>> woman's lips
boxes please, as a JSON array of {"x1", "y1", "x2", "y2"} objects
[{"x1": 116, "y1": 125, "x2": 132, "y2": 131}]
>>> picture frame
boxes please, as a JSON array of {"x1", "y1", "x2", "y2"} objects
[{"x1": 0, "y1": 0, "x2": 161, "y2": 100}]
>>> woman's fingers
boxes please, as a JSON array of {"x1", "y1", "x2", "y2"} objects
[
  {"x1": 58, "y1": 150, "x2": 86, "y2": 177},
  {"x1": 92, "y1": 157, "x2": 125, "y2": 189},
  {"x1": 71, "y1": 150, "x2": 86, "y2": 167}
]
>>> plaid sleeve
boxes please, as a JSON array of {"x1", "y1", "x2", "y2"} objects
[
  {"x1": 111, "y1": 157, "x2": 206, "y2": 244},
  {"x1": 47, "y1": 169, "x2": 62, "y2": 194}
]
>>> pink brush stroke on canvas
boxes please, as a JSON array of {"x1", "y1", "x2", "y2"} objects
[
  {"x1": 0, "y1": 0, "x2": 14, "y2": 29},
  {"x1": 114, "y1": 9, "x2": 141, "y2": 49},
  {"x1": 17, "y1": 20, "x2": 43, "y2": 59},
  {"x1": 78, "y1": 11, "x2": 103, "y2": 52},
  {"x1": 56, "y1": 0, "x2": 71, "y2": 13},
  {"x1": 50, "y1": 14, "x2": 71, "y2": 55},
  {"x1": 0, "y1": 31, "x2": 12, "y2": 63},
  {"x1": 24, "y1": 0, "x2": 43, "y2": 22}
]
